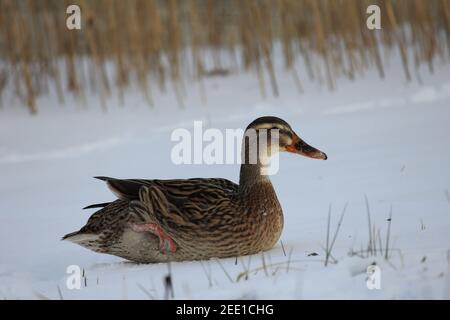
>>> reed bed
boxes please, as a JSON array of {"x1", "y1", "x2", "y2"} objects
[{"x1": 0, "y1": 0, "x2": 449, "y2": 113}]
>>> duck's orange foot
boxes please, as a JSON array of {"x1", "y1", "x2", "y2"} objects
[{"x1": 128, "y1": 223, "x2": 177, "y2": 254}]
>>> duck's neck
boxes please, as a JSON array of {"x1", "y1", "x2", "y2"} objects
[
  {"x1": 239, "y1": 163, "x2": 272, "y2": 193},
  {"x1": 239, "y1": 131, "x2": 275, "y2": 193}
]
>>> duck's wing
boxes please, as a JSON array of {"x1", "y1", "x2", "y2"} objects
[
  {"x1": 95, "y1": 176, "x2": 237, "y2": 200},
  {"x1": 94, "y1": 176, "x2": 239, "y2": 233}
]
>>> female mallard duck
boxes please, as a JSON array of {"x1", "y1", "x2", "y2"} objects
[{"x1": 63, "y1": 116, "x2": 327, "y2": 263}]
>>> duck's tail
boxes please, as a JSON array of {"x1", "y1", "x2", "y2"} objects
[
  {"x1": 62, "y1": 230, "x2": 99, "y2": 243},
  {"x1": 62, "y1": 230, "x2": 104, "y2": 253},
  {"x1": 63, "y1": 198, "x2": 128, "y2": 252}
]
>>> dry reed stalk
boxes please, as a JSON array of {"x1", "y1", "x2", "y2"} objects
[
  {"x1": 206, "y1": 0, "x2": 220, "y2": 68},
  {"x1": 385, "y1": 206, "x2": 393, "y2": 260},
  {"x1": 385, "y1": 0, "x2": 411, "y2": 81},
  {"x1": 238, "y1": 0, "x2": 267, "y2": 98},
  {"x1": 441, "y1": 0, "x2": 450, "y2": 57},
  {"x1": 62, "y1": 0, "x2": 81, "y2": 100},
  {"x1": 188, "y1": 0, "x2": 207, "y2": 103},
  {"x1": 80, "y1": 0, "x2": 109, "y2": 110},
  {"x1": 259, "y1": 0, "x2": 279, "y2": 97},
  {"x1": 167, "y1": 0, "x2": 185, "y2": 108},
  {"x1": 311, "y1": 0, "x2": 334, "y2": 90},
  {"x1": 363, "y1": 1, "x2": 385, "y2": 78},
  {"x1": 15, "y1": 1, "x2": 36, "y2": 114},
  {"x1": 129, "y1": 0, "x2": 153, "y2": 106},
  {"x1": 43, "y1": 4, "x2": 65, "y2": 104},
  {"x1": 109, "y1": 0, "x2": 126, "y2": 105},
  {"x1": 147, "y1": 0, "x2": 165, "y2": 92}
]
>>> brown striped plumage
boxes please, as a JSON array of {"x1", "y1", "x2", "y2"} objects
[{"x1": 63, "y1": 116, "x2": 327, "y2": 263}]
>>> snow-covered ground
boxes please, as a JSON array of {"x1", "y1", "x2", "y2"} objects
[{"x1": 1, "y1": 53, "x2": 450, "y2": 299}]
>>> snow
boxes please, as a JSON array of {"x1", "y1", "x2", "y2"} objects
[{"x1": 1, "y1": 52, "x2": 450, "y2": 299}]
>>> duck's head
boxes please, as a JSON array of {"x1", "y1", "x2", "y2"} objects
[{"x1": 244, "y1": 116, "x2": 327, "y2": 161}]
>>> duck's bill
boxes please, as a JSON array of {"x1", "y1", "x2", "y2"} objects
[{"x1": 286, "y1": 138, "x2": 328, "y2": 160}]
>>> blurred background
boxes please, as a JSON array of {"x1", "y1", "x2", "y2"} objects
[{"x1": 1, "y1": 0, "x2": 449, "y2": 113}]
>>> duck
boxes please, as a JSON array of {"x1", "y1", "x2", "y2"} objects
[{"x1": 63, "y1": 116, "x2": 327, "y2": 263}]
